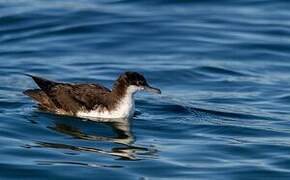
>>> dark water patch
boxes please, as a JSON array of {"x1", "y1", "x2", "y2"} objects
[
  {"x1": 234, "y1": 43, "x2": 290, "y2": 55},
  {"x1": 191, "y1": 106, "x2": 279, "y2": 122},
  {"x1": 271, "y1": 94, "x2": 290, "y2": 104},
  {"x1": 205, "y1": 124, "x2": 290, "y2": 137},
  {"x1": 145, "y1": 68, "x2": 213, "y2": 85},
  {"x1": 0, "y1": 101, "x2": 25, "y2": 109},
  {"x1": 137, "y1": 99, "x2": 191, "y2": 115},
  {"x1": 195, "y1": 66, "x2": 248, "y2": 77},
  {"x1": 206, "y1": 97, "x2": 258, "y2": 104}
]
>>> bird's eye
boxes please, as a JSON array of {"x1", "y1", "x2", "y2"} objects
[{"x1": 137, "y1": 80, "x2": 144, "y2": 86}]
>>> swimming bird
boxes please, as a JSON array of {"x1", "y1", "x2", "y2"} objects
[{"x1": 23, "y1": 72, "x2": 161, "y2": 119}]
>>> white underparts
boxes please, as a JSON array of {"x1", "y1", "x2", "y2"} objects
[{"x1": 76, "y1": 85, "x2": 142, "y2": 119}]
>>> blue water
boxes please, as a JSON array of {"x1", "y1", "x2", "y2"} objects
[{"x1": 1, "y1": 0, "x2": 290, "y2": 179}]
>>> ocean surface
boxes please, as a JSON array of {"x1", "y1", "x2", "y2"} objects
[{"x1": 1, "y1": 0, "x2": 290, "y2": 179}]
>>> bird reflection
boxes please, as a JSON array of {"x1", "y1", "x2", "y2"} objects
[
  {"x1": 51, "y1": 120, "x2": 134, "y2": 145},
  {"x1": 34, "y1": 116, "x2": 157, "y2": 160}
]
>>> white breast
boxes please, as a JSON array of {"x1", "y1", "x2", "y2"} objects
[{"x1": 76, "y1": 86, "x2": 139, "y2": 120}]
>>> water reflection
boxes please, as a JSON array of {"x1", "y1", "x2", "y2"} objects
[
  {"x1": 30, "y1": 115, "x2": 157, "y2": 160},
  {"x1": 51, "y1": 120, "x2": 134, "y2": 145}
]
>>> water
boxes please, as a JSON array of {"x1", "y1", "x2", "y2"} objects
[{"x1": 1, "y1": 0, "x2": 290, "y2": 179}]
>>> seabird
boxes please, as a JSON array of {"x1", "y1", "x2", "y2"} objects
[{"x1": 23, "y1": 72, "x2": 161, "y2": 119}]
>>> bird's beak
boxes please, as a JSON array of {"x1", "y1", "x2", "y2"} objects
[{"x1": 143, "y1": 85, "x2": 161, "y2": 94}]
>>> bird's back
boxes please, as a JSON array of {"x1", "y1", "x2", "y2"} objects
[{"x1": 24, "y1": 75, "x2": 111, "y2": 115}]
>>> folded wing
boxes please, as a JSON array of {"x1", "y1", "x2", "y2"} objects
[{"x1": 24, "y1": 75, "x2": 111, "y2": 115}]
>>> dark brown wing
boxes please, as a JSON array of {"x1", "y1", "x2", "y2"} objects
[
  {"x1": 46, "y1": 83, "x2": 111, "y2": 114},
  {"x1": 24, "y1": 75, "x2": 111, "y2": 114}
]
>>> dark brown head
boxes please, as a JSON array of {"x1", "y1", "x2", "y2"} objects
[{"x1": 113, "y1": 72, "x2": 161, "y2": 95}]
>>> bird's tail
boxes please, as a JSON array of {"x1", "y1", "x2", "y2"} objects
[{"x1": 24, "y1": 74, "x2": 57, "y2": 91}]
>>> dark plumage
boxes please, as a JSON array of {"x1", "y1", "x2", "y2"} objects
[{"x1": 23, "y1": 72, "x2": 161, "y2": 119}]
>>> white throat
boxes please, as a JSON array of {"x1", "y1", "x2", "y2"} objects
[
  {"x1": 114, "y1": 85, "x2": 139, "y2": 118},
  {"x1": 77, "y1": 85, "x2": 140, "y2": 120}
]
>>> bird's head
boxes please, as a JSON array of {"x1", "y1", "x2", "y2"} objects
[{"x1": 115, "y1": 71, "x2": 161, "y2": 95}]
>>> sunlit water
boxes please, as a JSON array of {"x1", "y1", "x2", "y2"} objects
[{"x1": 1, "y1": 0, "x2": 290, "y2": 179}]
